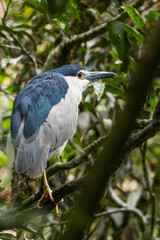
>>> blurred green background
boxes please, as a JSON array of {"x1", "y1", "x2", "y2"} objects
[{"x1": 0, "y1": 0, "x2": 160, "y2": 239}]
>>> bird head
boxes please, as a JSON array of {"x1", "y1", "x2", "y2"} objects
[
  {"x1": 52, "y1": 64, "x2": 117, "y2": 83},
  {"x1": 52, "y1": 64, "x2": 117, "y2": 93},
  {"x1": 77, "y1": 69, "x2": 117, "y2": 83}
]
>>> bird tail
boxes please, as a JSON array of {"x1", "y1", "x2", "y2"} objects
[
  {"x1": 15, "y1": 135, "x2": 48, "y2": 178},
  {"x1": 6, "y1": 133, "x2": 15, "y2": 163}
]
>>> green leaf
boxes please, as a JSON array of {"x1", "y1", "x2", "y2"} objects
[
  {"x1": 26, "y1": 0, "x2": 48, "y2": 14},
  {"x1": 82, "y1": 102, "x2": 93, "y2": 112},
  {"x1": 66, "y1": 1, "x2": 81, "y2": 22},
  {"x1": 107, "y1": 21, "x2": 130, "y2": 72},
  {"x1": 13, "y1": 24, "x2": 32, "y2": 29},
  {"x1": 122, "y1": 23, "x2": 143, "y2": 43},
  {"x1": 93, "y1": 82, "x2": 105, "y2": 101},
  {"x1": 146, "y1": 10, "x2": 160, "y2": 24},
  {"x1": 0, "y1": 187, "x2": 5, "y2": 193},
  {"x1": 125, "y1": 5, "x2": 144, "y2": 29},
  {"x1": 0, "y1": 235, "x2": 14, "y2": 240},
  {"x1": 0, "y1": 230, "x2": 16, "y2": 239},
  {"x1": 0, "y1": 25, "x2": 36, "y2": 49},
  {"x1": 109, "y1": 49, "x2": 118, "y2": 61},
  {"x1": 87, "y1": 8, "x2": 100, "y2": 17},
  {"x1": 103, "y1": 75, "x2": 128, "y2": 83},
  {"x1": 153, "y1": 78, "x2": 160, "y2": 89},
  {"x1": 2, "y1": 117, "x2": 10, "y2": 130},
  {"x1": 78, "y1": 46, "x2": 86, "y2": 54},
  {"x1": 46, "y1": 0, "x2": 68, "y2": 15},
  {"x1": 57, "y1": 20, "x2": 66, "y2": 30},
  {"x1": 105, "y1": 84, "x2": 126, "y2": 99},
  {"x1": 149, "y1": 94, "x2": 157, "y2": 110},
  {"x1": 128, "y1": 56, "x2": 137, "y2": 71},
  {"x1": 105, "y1": 63, "x2": 120, "y2": 72}
]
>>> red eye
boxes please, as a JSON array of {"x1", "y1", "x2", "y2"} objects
[{"x1": 77, "y1": 72, "x2": 82, "y2": 79}]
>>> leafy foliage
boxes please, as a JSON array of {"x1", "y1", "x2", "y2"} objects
[
  {"x1": 0, "y1": 0, "x2": 160, "y2": 239},
  {"x1": 125, "y1": 5, "x2": 144, "y2": 29}
]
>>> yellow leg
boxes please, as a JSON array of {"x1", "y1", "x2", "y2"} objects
[
  {"x1": 38, "y1": 170, "x2": 54, "y2": 205},
  {"x1": 37, "y1": 170, "x2": 60, "y2": 213}
]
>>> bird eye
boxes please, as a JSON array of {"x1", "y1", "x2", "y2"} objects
[{"x1": 77, "y1": 72, "x2": 82, "y2": 79}]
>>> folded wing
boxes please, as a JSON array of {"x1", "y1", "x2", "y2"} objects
[{"x1": 11, "y1": 72, "x2": 78, "y2": 178}]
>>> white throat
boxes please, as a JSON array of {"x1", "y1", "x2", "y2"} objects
[{"x1": 66, "y1": 76, "x2": 89, "y2": 105}]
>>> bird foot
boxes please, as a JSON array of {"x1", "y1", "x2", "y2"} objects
[
  {"x1": 38, "y1": 186, "x2": 56, "y2": 208},
  {"x1": 37, "y1": 186, "x2": 63, "y2": 213},
  {"x1": 38, "y1": 186, "x2": 54, "y2": 203}
]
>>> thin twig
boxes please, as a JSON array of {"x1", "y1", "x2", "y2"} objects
[
  {"x1": 1, "y1": 0, "x2": 38, "y2": 74},
  {"x1": 39, "y1": 220, "x2": 69, "y2": 227},
  {"x1": 108, "y1": 187, "x2": 148, "y2": 225},
  {"x1": 42, "y1": 0, "x2": 145, "y2": 71},
  {"x1": 11, "y1": 34, "x2": 39, "y2": 75},
  {"x1": 95, "y1": 207, "x2": 147, "y2": 225},
  {"x1": 46, "y1": 135, "x2": 107, "y2": 178},
  {"x1": 140, "y1": 142, "x2": 156, "y2": 239},
  {"x1": 0, "y1": 87, "x2": 14, "y2": 101},
  {"x1": 135, "y1": 119, "x2": 152, "y2": 129},
  {"x1": 0, "y1": 43, "x2": 21, "y2": 50},
  {"x1": 46, "y1": 117, "x2": 160, "y2": 180},
  {"x1": 139, "y1": 0, "x2": 159, "y2": 12},
  {"x1": 2, "y1": 0, "x2": 12, "y2": 22}
]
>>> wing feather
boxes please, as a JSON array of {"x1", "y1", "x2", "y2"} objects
[
  {"x1": 14, "y1": 86, "x2": 78, "y2": 178},
  {"x1": 11, "y1": 72, "x2": 69, "y2": 139}
]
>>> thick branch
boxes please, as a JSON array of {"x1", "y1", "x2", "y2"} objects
[
  {"x1": 0, "y1": 176, "x2": 84, "y2": 230},
  {"x1": 0, "y1": 113, "x2": 160, "y2": 230},
  {"x1": 124, "y1": 119, "x2": 160, "y2": 156},
  {"x1": 46, "y1": 135, "x2": 107, "y2": 178},
  {"x1": 62, "y1": 19, "x2": 160, "y2": 240},
  {"x1": 46, "y1": 116, "x2": 160, "y2": 179}
]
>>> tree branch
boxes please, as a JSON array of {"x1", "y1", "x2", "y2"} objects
[
  {"x1": 0, "y1": 107, "x2": 159, "y2": 231},
  {"x1": 42, "y1": 0, "x2": 145, "y2": 71},
  {"x1": 61, "y1": 18, "x2": 160, "y2": 240},
  {"x1": 46, "y1": 110, "x2": 160, "y2": 180},
  {"x1": 11, "y1": 34, "x2": 39, "y2": 75},
  {"x1": 0, "y1": 110, "x2": 159, "y2": 230},
  {"x1": 95, "y1": 207, "x2": 147, "y2": 226},
  {"x1": 0, "y1": 176, "x2": 84, "y2": 230},
  {"x1": 2, "y1": 0, "x2": 12, "y2": 22},
  {"x1": 140, "y1": 143, "x2": 156, "y2": 239},
  {"x1": 46, "y1": 134, "x2": 107, "y2": 178},
  {"x1": 103, "y1": 187, "x2": 148, "y2": 226}
]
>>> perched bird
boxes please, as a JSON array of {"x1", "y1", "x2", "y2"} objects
[{"x1": 9, "y1": 64, "x2": 116, "y2": 206}]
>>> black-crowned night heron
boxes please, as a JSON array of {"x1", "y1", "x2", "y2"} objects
[{"x1": 10, "y1": 64, "x2": 116, "y2": 208}]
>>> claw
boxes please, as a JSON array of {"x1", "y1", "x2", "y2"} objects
[
  {"x1": 37, "y1": 187, "x2": 60, "y2": 213},
  {"x1": 56, "y1": 204, "x2": 59, "y2": 213},
  {"x1": 38, "y1": 187, "x2": 54, "y2": 206},
  {"x1": 37, "y1": 170, "x2": 60, "y2": 212}
]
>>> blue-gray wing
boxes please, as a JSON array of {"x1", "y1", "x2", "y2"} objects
[
  {"x1": 11, "y1": 71, "x2": 69, "y2": 139},
  {"x1": 11, "y1": 72, "x2": 78, "y2": 178}
]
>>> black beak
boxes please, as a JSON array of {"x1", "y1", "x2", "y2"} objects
[{"x1": 85, "y1": 71, "x2": 117, "y2": 82}]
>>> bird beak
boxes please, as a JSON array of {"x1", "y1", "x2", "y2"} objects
[{"x1": 85, "y1": 71, "x2": 117, "y2": 82}]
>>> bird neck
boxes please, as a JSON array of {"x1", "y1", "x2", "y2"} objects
[{"x1": 66, "y1": 76, "x2": 89, "y2": 105}]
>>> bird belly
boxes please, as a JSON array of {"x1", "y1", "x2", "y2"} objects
[{"x1": 48, "y1": 140, "x2": 68, "y2": 159}]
